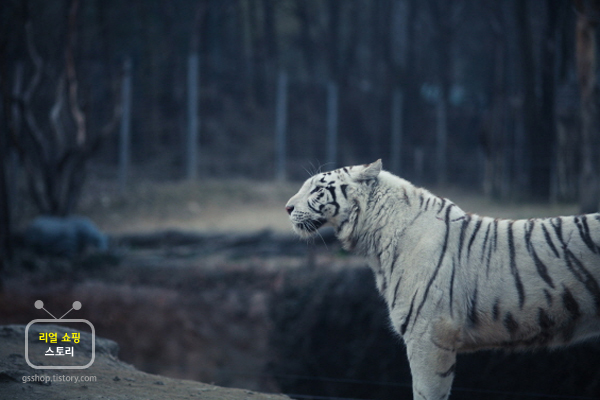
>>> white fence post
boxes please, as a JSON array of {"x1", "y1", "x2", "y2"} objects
[
  {"x1": 275, "y1": 71, "x2": 288, "y2": 181},
  {"x1": 391, "y1": 88, "x2": 403, "y2": 174},
  {"x1": 436, "y1": 97, "x2": 447, "y2": 186},
  {"x1": 119, "y1": 58, "x2": 132, "y2": 193},
  {"x1": 186, "y1": 52, "x2": 200, "y2": 180},
  {"x1": 326, "y1": 80, "x2": 338, "y2": 169}
]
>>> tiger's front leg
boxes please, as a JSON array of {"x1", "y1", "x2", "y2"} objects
[{"x1": 405, "y1": 334, "x2": 457, "y2": 400}]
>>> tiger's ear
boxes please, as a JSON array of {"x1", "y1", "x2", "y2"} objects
[{"x1": 353, "y1": 159, "x2": 382, "y2": 182}]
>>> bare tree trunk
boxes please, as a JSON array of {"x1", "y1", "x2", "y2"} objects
[
  {"x1": 239, "y1": 0, "x2": 256, "y2": 106},
  {"x1": 262, "y1": 0, "x2": 278, "y2": 104},
  {"x1": 540, "y1": 0, "x2": 559, "y2": 200},
  {"x1": 427, "y1": 0, "x2": 463, "y2": 186},
  {"x1": 516, "y1": 1, "x2": 547, "y2": 201},
  {"x1": 13, "y1": 0, "x2": 120, "y2": 216},
  {"x1": 490, "y1": 5, "x2": 509, "y2": 200},
  {"x1": 575, "y1": 0, "x2": 600, "y2": 213},
  {"x1": 295, "y1": 0, "x2": 316, "y2": 79},
  {"x1": 522, "y1": 0, "x2": 557, "y2": 203},
  {"x1": 0, "y1": 52, "x2": 12, "y2": 288}
]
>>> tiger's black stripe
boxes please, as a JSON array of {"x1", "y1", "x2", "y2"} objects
[
  {"x1": 562, "y1": 287, "x2": 581, "y2": 331},
  {"x1": 400, "y1": 290, "x2": 418, "y2": 336},
  {"x1": 536, "y1": 307, "x2": 555, "y2": 345},
  {"x1": 524, "y1": 219, "x2": 534, "y2": 251},
  {"x1": 485, "y1": 220, "x2": 495, "y2": 277},
  {"x1": 543, "y1": 289, "x2": 553, "y2": 306},
  {"x1": 307, "y1": 202, "x2": 321, "y2": 214},
  {"x1": 424, "y1": 197, "x2": 432, "y2": 211},
  {"x1": 480, "y1": 220, "x2": 491, "y2": 263},
  {"x1": 492, "y1": 219, "x2": 499, "y2": 251},
  {"x1": 403, "y1": 190, "x2": 411, "y2": 206},
  {"x1": 437, "y1": 363, "x2": 456, "y2": 378},
  {"x1": 379, "y1": 270, "x2": 388, "y2": 294},
  {"x1": 575, "y1": 215, "x2": 600, "y2": 254},
  {"x1": 457, "y1": 215, "x2": 471, "y2": 261},
  {"x1": 467, "y1": 287, "x2": 479, "y2": 325},
  {"x1": 437, "y1": 198, "x2": 446, "y2": 214},
  {"x1": 391, "y1": 272, "x2": 403, "y2": 309},
  {"x1": 449, "y1": 259, "x2": 456, "y2": 317},
  {"x1": 551, "y1": 217, "x2": 600, "y2": 314},
  {"x1": 541, "y1": 222, "x2": 560, "y2": 258},
  {"x1": 561, "y1": 286, "x2": 580, "y2": 341},
  {"x1": 564, "y1": 250, "x2": 600, "y2": 314},
  {"x1": 340, "y1": 184, "x2": 348, "y2": 199},
  {"x1": 523, "y1": 220, "x2": 555, "y2": 288},
  {"x1": 388, "y1": 240, "x2": 401, "y2": 277},
  {"x1": 530, "y1": 246, "x2": 555, "y2": 288},
  {"x1": 325, "y1": 186, "x2": 340, "y2": 216},
  {"x1": 492, "y1": 299, "x2": 500, "y2": 321},
  {"x1": 508, "y1": 221, "x2": 526, "y2": 309},
  {"x1": 504, "y1": 312, "x2": 519, "y2": 337},
  {"x1": 348, "y1": 200, "x2": 362, "y2": 250},
  {"x1": 410, "y1": 204, "x2": 455, "y2": 334},
  {"x1": 466, "y1": 217, "x2": 483, "y2": 258},
  {"x1": 336, "y1": 217, "x2": 349, "y2": 232}
]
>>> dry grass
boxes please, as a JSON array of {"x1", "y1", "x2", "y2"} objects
[
  {"x1": 78, "y1": 178, "x2": 299, "y2": 234},
  {"x1": 77, "y1": 177, "x2": 579, "y2": 235}
]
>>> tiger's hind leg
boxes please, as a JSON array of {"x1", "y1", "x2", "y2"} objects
[{"x1": 406, "y1": 336, "x2": 457, "y2": 400}]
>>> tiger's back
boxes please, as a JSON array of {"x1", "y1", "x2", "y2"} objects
[{"x1": 432, "y1": 213, "x2": 600, "y2": 352}]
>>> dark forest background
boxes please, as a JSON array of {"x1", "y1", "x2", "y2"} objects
[{"x1": 1, "y1": 0, "x2": 600, "y2": 271}]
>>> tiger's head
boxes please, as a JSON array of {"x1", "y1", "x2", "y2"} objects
[{"x1": 285, "y1": 160, "x2": 382, "y2": 238}]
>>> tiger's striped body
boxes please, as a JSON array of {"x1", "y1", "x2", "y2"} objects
[{"x1": 285, "y1": 160, "x2": 600, "y2": 400}]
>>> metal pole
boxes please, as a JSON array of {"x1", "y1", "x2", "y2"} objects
[
  {"x1": 119, "y1": 58, "x2": 132, "y2": 193},
  {"x1": 326, "y1": 80, "x2": 338, "y2": 169},
  {"x1": 187, "y1": 52, "x2": 200, "y2": 180},
  {"x1": 275, "y1": 71, "x2": 288, "y2": 181},
  {"x1": 391, "y1": 89, "x2": 403, "y2": 174},
  {"x1": 436, "y1": 97, "x2": 447, "y2": 186}
]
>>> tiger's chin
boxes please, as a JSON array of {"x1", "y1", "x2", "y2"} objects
[{"x1": 293, "y1": 218, "x2": 328, "y2": 238}]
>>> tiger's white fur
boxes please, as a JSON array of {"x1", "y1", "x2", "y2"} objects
[{"x1": 285, "y1": 159, "x2": 600, "y2": 400}]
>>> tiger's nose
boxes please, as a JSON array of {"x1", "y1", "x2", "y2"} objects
[{"x1": 285, "y1": 205, "x2": 294, "y2": 215}]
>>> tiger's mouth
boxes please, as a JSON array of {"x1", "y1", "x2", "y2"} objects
[{"x1": 296, "y1": 218, "x2": 327, "y2": 233}]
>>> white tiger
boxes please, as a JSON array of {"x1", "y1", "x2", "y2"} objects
[{"x1": 285, "y1": 159, "x2": 600, "y2": 400}]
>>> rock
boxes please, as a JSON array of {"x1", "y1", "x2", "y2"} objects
[{"x1": 23, "y1": 216, "x2": 109, "y2": 258}]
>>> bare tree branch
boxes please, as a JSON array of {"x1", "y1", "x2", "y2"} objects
[
  {"x1": 50, "y1": 74, "x2": 67, "y2": 151},
  {"x1": 23, "y1": 21, "x2": 47, "y2": 158},
  {"x1": 66, "y1": 0, "x2": 86, "y2": 146}
]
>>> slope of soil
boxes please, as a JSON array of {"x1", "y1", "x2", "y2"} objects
[{"x1": 0, "y1": 324, "x2": 290, "y2": 400}]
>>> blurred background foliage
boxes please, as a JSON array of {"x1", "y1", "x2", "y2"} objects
[
  {"x1": 2, "y1": 1, "x2": 597, "y2": 195},
  {"x1": 3, "y1": 0, "x2": 600, "y2": 276}
]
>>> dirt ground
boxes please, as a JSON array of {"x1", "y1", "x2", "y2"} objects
[{"x1": 0, "y1": 324, "x2": 290, "y2": 400}]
